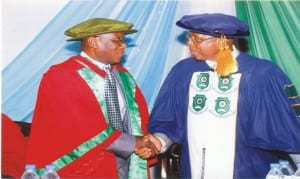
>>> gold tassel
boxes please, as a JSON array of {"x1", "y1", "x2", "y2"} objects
[{"x1": 216, "y1": 35, "x2": 238, "y2": 77}]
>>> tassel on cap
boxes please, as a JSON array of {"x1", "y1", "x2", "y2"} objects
[{"x1": 216, "y1": 34, "x2": 238, "y2": 76}]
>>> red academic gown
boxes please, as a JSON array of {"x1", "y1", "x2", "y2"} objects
[
  {"x1": 2, "y1": 113, "x2": 28, "y2": 178},
  {"x1": 26, "y1": 55, "x2": 150, "y2": 178}
]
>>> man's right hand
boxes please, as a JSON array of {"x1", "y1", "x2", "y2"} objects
[{"x1": 134, "y1": 134, "x2": 161, "y2": 159}]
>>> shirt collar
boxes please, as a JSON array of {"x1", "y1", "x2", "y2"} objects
[
  {"x1": 80, "y1": 51, "x2": 111, "y2": 70},
  {"x1": 205, "y1": 45, "x2": 240, "y2": 70}
]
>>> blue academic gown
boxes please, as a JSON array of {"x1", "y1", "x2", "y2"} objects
[{"x1": 148, "y1": 52, "x2": 300, "y2": 178}]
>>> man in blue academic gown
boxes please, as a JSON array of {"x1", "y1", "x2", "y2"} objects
[{"x1": 148, "y1": 13, "x2": 300, "y2": 178}]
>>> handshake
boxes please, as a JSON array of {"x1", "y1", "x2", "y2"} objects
[{"x1": 134, "y1": 134, "x2": 162, "y2": 159}]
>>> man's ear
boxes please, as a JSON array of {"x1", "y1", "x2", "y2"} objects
[
  {"x1": 86, "y1": 36, "x2": 98, "y2": 48},
  {"x1": 227, "y1": 39, "x2": 234, "y2": 46}
]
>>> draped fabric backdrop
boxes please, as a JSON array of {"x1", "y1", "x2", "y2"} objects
[
  {"x1": 2, "y1": 0, "x2": 298, "y2": 123},
  {"x1": 236, "y1": 1, "x2": 300, "y2": 93}
]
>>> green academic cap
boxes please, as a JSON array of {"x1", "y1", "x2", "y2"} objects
[{"x1": 64, "y1": 18, "x2": 137, "y2": 41}]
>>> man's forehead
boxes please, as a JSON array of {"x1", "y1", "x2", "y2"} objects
[
  {"x1": 189, "y1": 31, "x2": 213, "y2": 38},
  {"x1": 98, "y1": 32, "x2": 125, "y2": 38}
]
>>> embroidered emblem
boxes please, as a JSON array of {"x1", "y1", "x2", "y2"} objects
[
  {"x1": 196, "y1": 73, "x2": 210, "y2": 90},
  {"x1": 218, "y1": 75, "x2": 233, "y2": 92},
  {"x1": 215, "y1": 97, "x2": 230, "y2": 115},
  {"x1": 192, "y1": 94, "x2": 207, "y2": 112}
]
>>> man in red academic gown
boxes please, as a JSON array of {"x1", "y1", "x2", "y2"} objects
[{"x1": 26, "y1": 18, "x2": 158, "y2": 178}]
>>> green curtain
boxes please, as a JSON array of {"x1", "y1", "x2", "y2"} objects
[{"x1": 235, "y1": 1, "x2": 300, "y2": 93}]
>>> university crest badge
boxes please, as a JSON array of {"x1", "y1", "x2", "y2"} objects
[
  {"x1": 215, "y1": 97, "x2": 230, "y2": 115},
  {"x1": 196, "y1": 73, "x2": 210, "y2": 90},
  {"x1": 192, "y1": 94, "x2": 207, "y2": 112},
  {"x1": 218, "y1": 75, "x2": 233, "y2": 92}
]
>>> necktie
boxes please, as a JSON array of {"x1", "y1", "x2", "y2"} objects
[{"x1": 104, "y1": 66, "x2": 123, "y2": 130}]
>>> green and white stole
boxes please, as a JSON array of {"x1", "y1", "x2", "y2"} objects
[{"x1": 37, "y1": 60, "x2": 147, "y2": 178}]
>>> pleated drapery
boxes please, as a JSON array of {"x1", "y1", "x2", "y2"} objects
[
  {"x1": 2, "y1": 0, "x2": 189, "y2": 122},
  {"x1": 4, "y1": 0, "x2": 298, "y2": 123},
  {"x1": 236, "y1": 1, "x2": 300, "y2": 93}
]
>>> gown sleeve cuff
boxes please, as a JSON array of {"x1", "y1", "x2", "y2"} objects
[
  {"x1": 154, "y1": 133, "x2": 173, "y2": 153},
  {"x1": 105, "y1": 132, "x2": 136, "y2": 158}
]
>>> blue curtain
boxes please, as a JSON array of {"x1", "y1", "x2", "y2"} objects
[{"x1": 2, "y1": 0, "x2": 194, "y2": 122}]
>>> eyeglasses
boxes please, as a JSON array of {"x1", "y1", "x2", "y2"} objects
[
  {"x1": 96, "y1": 36, "x2": 126, "y2": 45},
  {"x1": 186, "y1": 34, "x2": 215, "y2": 44}
]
